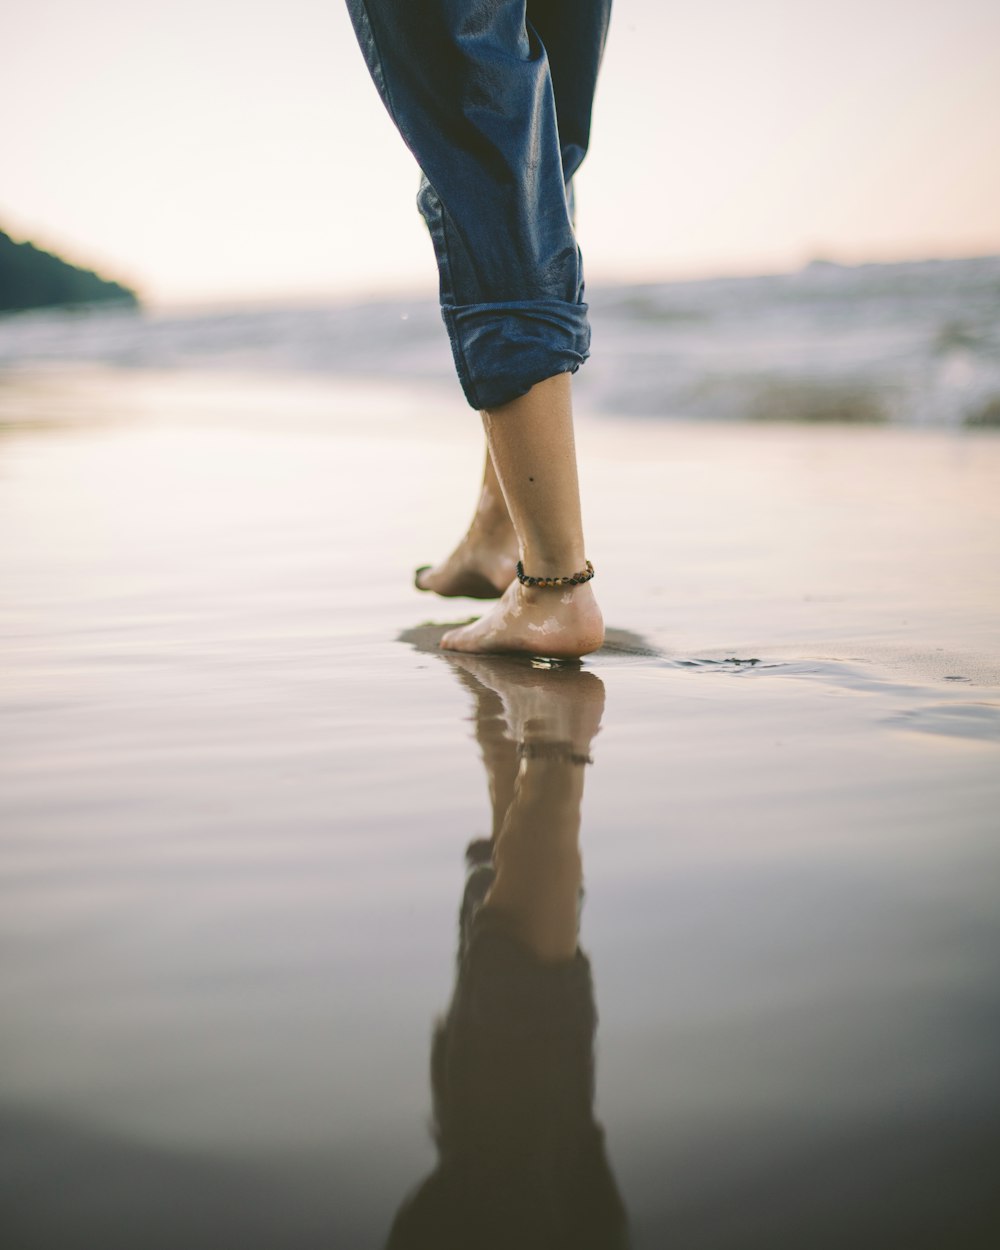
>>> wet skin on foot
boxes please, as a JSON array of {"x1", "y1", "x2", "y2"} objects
[{"x1": 439, "y1": 579, "x2": 604, "y2": 659}]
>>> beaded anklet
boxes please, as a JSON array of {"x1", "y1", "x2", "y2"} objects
[
  {"x1": 518, "y1": 740, "x2": 593, "y2": 766},
  {"x1": 515, "y1": 559, "x2": 594, "y2": 589}
]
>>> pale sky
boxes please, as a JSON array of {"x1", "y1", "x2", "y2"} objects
[{"x1": 4, "y1": 0, "x2": 999, "y2": 306}]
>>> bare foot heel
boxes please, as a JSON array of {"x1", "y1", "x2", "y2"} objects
[{"x1": 440, "y1": 579, "x2": 605, "y2": 659}]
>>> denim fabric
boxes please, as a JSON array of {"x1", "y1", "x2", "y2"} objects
[{"x1": 345, "y1": 0, "x2": 612, "y2": 410}]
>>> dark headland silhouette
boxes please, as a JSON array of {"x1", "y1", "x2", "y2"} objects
[{"x1": 0, "y1": 227, "x2": 138, "y2": 314}]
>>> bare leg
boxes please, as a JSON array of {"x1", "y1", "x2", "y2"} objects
[
  {"x1": 441, "y1": 373, "x2": 604, "y2": 659},
  {"x1": 415, "y1": 448, "x2": 518, "y2": 598}
]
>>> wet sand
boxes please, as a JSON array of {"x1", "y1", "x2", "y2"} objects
[{"x1": 2, "y1": 369, "x2": 999, "y2": 1248}]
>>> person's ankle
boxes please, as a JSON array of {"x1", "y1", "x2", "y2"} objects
[
  {"x1": 468, "y1": 504, "x2": 515, "y2": 542},
  {"x1": 518, "y1": 545, "x2": 589, "y2": 580}
]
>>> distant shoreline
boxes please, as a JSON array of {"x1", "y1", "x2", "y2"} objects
[{"x1": 0, "y1": 227, "x2": 139, "y2": 315}]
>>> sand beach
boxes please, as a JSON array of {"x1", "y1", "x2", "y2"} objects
[{"x1": 1, "y1": 363, "x2": 999, "y2": 1247}]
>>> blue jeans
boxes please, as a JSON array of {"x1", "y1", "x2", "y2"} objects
[{"x1": 345, "y1": 0, "x2": 612, "y2": 409}]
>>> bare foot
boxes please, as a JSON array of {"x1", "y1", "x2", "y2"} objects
[
  {"x1": 415, "y1": 449, "x2": 519, "y2": 598},
  {"x1": 415, "y1": 532, "x2": 518, "y2": 599},
  {"x1": 440, "y1": 579, "x2": 605, "y2": 659}
]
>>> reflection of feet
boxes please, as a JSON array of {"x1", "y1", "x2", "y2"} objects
[
  {"x1": 443, "y1": 649, "x2": 606, "y2": 755},
  {"x1": 440, "y1": 580, "x2": 605, "y2": 659},
  {"x1": 414, "y1": 533, "x2": 518, "y2": 599}
]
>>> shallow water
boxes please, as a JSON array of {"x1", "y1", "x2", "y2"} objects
[{"x1": 2, "y1": 373, "x2": 999, "y2": 1248}]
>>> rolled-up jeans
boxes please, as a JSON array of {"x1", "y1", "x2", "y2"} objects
[{"x1": 345, "y1": 0, "x2": 612, "y2": 410}]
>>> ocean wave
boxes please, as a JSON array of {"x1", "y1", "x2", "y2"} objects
[{"x1": 1, "y1": 254, "x2": 997, "y2": 426}]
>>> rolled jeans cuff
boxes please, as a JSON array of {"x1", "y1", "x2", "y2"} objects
[{"x1": 441, "y1": 299, "x2": 591, "y2": 411}]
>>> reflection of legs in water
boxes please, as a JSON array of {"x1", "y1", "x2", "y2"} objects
[
  {"x1": 456, "y1": 649, "x2": 605, "y2": 839},
  {"x1": 386, "y1": 658, "x2": 627, "y2": 1250},
  {"x1": 449, "y1": 653, "x2": 605, "y2": 960}
]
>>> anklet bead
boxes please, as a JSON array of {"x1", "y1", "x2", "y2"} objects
[{"x1": 516, "y1": 559, "x2": 594, "y2": 588}]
